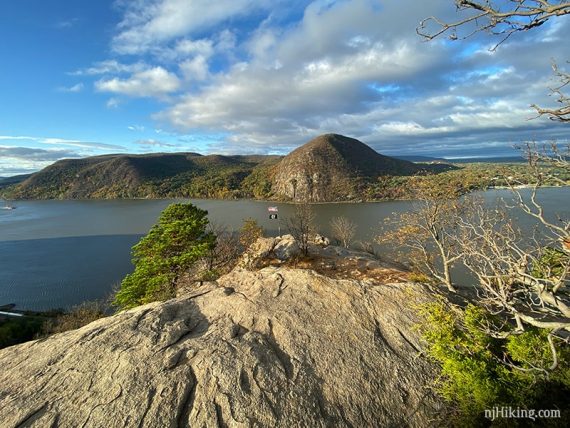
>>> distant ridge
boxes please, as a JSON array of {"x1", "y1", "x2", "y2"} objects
[
  {"x1": 1, "y1": 134, "x2": 453, "y2": 201},
  {"x1": 272, "y1": 134, "x2": 420, "y2": 201},
  {"x1": 0, "y1": 174, "x2": 32, "y2": 189},
  {"x1": 446, "y1": 156, "x2": 526, "y2": 164},
  {"x1": 6, "y1": 153, "x2": 281, "y2": 199},
  {"x1": 393, "y1": 155, "x2": 448, "y2": 163}
]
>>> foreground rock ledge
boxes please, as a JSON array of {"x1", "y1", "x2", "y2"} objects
[{"x1": 0, "y1": 266, "x2": 444, "y2": 427}]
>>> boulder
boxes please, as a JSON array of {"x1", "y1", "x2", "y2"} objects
[
  {"x1": 272, "y1": 234, "x2": 301, "y2": 260},
  {"x1": 0, "y1": 267, "x2": 444, "y2": 427},
  {"x1": 239, "y1": 235, "x2": 300, "y2": 269},
  {"x1": 312, "y1": 234, "x2": 330, "y2": 247}
]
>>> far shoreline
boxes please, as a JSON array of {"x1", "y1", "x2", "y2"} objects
[{"x1": 3, "y1": 183, "x2": 569, "y2": 205}]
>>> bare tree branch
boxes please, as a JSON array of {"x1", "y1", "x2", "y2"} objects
[
  {"x1": 418, "y1": 2, "x2": 570, "y2": 121},
  {"x1": 418, "y1": 1, "x2": 570, "y2": 50},
  {"x1": 377, "y1": 177, "x2": 471, "y2": 292},
  {"x1": 531, "y1": 63, "x2": 570, "y2": 122},
  {"x1": 287, "y1": 202, "x2": 315, "y2": 256},
  {"x1": 330, "y1": 216, "x2": 357, "y2": 249}
]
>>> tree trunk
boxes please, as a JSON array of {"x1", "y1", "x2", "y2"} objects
[
  {"x1": 443, "y1": 261, "x2": 456, "y2": 293},
  {"x1": 433, "y1": 234, "x2": 456, "y2": 293}
]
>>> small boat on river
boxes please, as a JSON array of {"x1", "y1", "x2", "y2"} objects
[{"x1": 1, "y1": 200, "x2": 16, "y2": 210}]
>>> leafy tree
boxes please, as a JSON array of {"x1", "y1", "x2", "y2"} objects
[
  {"x1": 42, "y1": 301, "x2": 106, "y2": 335},
  {"x1": 532, "y1": 247, "x2": 570, "y2": 281},
  {"x1": 239, "y1": 218, "x2": 264, "y2": 249},
  {"x1": 114, "y1": 203, "x2": 215, "y2": 310},
  {"x1": 0, "y1": 317, "x2": 44, "y2": 349},
  {"x1": 200, "y1": 221, "x2": 241, "y2": 280}
]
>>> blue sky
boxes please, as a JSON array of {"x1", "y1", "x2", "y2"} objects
[{"x1": 0, "y1": 0, "x2": 568, "y2": 175}]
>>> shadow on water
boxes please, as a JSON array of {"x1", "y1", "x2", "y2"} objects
[{"x1": 0, "y1": 234, "x2": 142, "y2": 311}]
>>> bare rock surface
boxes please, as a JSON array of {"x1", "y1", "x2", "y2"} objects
[
  {"x1": 238, "y1": 234, "x2": 300, "y2": 269},
  {"x1": 0, "y1": 264, "x2": 443, "y2": 427}
]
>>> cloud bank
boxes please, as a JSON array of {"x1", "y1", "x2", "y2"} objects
[
  {"x1": 93, "y1": 0, "x2": 569, "y2": 156},
  {"x1": 0, "y1": 136, "x2": 126, "y2": 175},
  {"x1": 6, "y1": 0, "x2": 567, "y2": 178}
]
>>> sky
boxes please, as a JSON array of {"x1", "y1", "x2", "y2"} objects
[{"x1": 0, "y1": 0, "x2": 568, "y2": 176}]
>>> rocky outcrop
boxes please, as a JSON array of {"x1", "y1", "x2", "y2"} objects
[
  {"x1": 0, "y1": 246, "x2": 444, "y2": 427},
  {"x1": 238, "y1": 234, "x2": 301, "y2": 269},
  {"x1": 272, "y1": 134, "x2": 420, "y2": 201}
]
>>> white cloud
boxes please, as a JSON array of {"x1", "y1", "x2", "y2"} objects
[
  {"x1": 0, "y1": 137, "x2": 125, "y2": 175},
  {"x1": 70, "y1": 60, "x2": 147, "y2": 76},
  {"x1": 58, "y1": 83, "x2": 84, "y2": 93},
  {"x1": 95, "y1": 67, "x2": 181, "y2": 97},
  {"x1": 0, "y1": 135, "x2": 124, "y2": 151},
  {"x1": 106, "y1": 98, "x2": 121, "y2": 109},
  {"x1": 0, "y1": 145, "x2": 81, "y2": 176},
  {"x1": 112, "y1": 0, "x2": 271, "y2": 54},
  {"x1": 174, "y1": 38, "x2": 214, "y2": 57},
  {"x1": 134, "y1": 139, "x2": 179, "y2": 148},
  {"x1": 540, "y1": 18, "x2": 566, "y2": 43},
  {"x1": 55, "y1": 18, "x2": 79, "y2": 29},
  {"x1": 216, "y1": 29, "x2": 237, "y2": 53},
  {"x1": 374, "y1": 121, "x2": 450, "y2": 135},
  {"x1": 0, "y1": 146, "x2": 78, "y2": 161},
  {"x1": 156, "y1": 0, "x2": 446, "y2": 146},
  {"x1": 179, "y1": 56, "x2": 209, "y2": 81},
  {"x1": 246, "y1": 27, "x2": 279, "y2": 61},
  {"x1": 59, "y1": 0, "x2": 568, "y2": 158}
]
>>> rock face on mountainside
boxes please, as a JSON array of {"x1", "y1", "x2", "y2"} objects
[
  {"x1": 272, "y1": 134, "x2": 420, "y2": 201},
  {"x1": 0, "y1": 241, "x2": 444, "y2": 427}
]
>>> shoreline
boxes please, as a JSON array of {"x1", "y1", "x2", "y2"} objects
[{"x1": 3, "y1": 183, "x2": 569, "y2": 204}]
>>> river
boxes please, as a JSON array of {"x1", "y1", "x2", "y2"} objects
[{"x1": 1, "y1": 187, "x2": 568, "y2": 311}]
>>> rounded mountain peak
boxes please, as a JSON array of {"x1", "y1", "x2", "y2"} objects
[
  {"x1": 272, "y1": 134, "x2": 418, "y2": 201},
  {"x1": 303, "y1": 133, "x2": 373, "y2": 150}
]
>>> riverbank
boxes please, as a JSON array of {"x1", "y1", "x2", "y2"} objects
[
  {"x1": 3, "y1": 181, "x2": 569, "y2": 204},
  {"x1": 3, "y1": 160, "x2": 567, "y2": 202}
]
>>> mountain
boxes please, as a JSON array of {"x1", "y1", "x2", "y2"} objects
[
  {"x1": 1, "y1": 134, "x2": 452, "y2": 202},
  {"x1": 4, "y1": 153, "x2": 281, "y2": 200},
  {"x1": 272, "y1": 134, "x2": 421, "y2": 201},
  {"x1": 0, "y1": 240, "x2": 444, "y2": 426},
  {"x1": 0, "y1": 173, "x2": 32, "y2": 189},
  {"x1": 447, "y1": 156, "x2": 526, "y2": 164},
  {"x1": 393, "y1": 155, "x2": 448, "y2": 163}
]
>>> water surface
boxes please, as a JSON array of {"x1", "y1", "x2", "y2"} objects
[{"x1": 1, "y1": 188, "x2": 568, "y2": 311}]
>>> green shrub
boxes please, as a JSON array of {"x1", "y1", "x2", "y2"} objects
[
  {"x1": 408, "y1": 272, "x2": 431, "y2": 283},
  {"x1": 419, "y1": 301, "x2": 570, "y2": 425},
  {"x1": 0, "y1": 317, "x2": 44, "y2": 349},
  {"x1": 532, "y1": 247, "x2": 569, "y2": 281},
  {"x1": 114, "y1": 203, "x2": 215, "y2": 310},
  {"x1": 239, "y1": 218, "x2": 264, "y2": 249}
]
